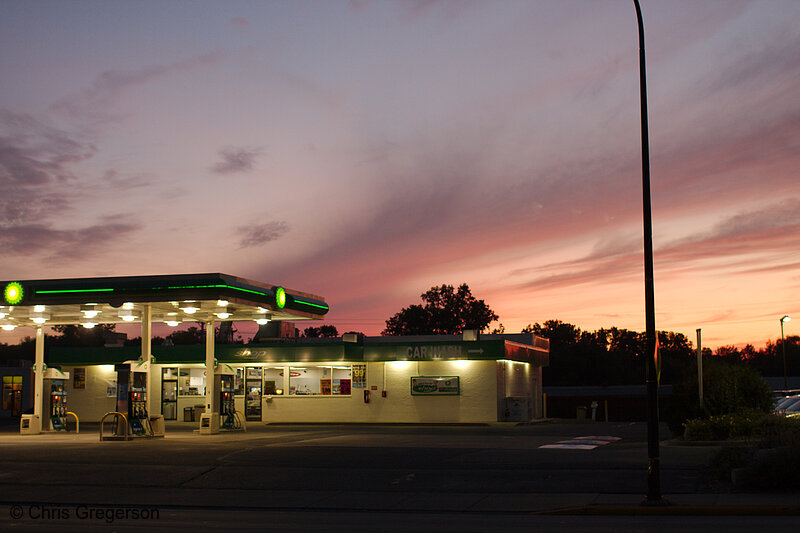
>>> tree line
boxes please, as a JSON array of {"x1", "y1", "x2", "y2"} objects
[{"x1": 1, "y1": 284, "x2": 796, "y2": 387}]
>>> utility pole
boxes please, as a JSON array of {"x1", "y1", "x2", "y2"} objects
[
  {"x1": 697, "y1": 328, "x2": 703, "y2": 409},
  {"x1": 633, "y1": 0, "x2": 662, "y2": 504}
]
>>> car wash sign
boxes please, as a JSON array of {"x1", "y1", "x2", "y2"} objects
[
  {"x1": 406, "y1": 344, "x2": 462, "y2": 360},
  {"x1": 363, "y1": 340, "x2": 502, "y2": 362},
  {"x1": 411, "y1": 376, "x2": 460, "y2": 396}
]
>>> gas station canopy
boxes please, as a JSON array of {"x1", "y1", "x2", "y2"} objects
[{"x1": 0, "y1": 273, "x2": 329, "y2": 328}]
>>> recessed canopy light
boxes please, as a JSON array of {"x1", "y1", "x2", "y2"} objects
[
  {"x1": 165, "y1": 320, "x2": 180, "y2": 327},
  {"x1": 82, "y1": 322, "x2": 96, "y2": 329},
  {"x1": 33, "y1": 305, "x2": 46, "y2": 313},
  {"x1": 32, "y1": 317, "x2": 47, "y2": 325},
  {"x1": 216, "y1": 312, "x2": 231, "y2": 319},
  {"x1": 82, "y1": 304, "x2": 101, "y2": 318},
  {"x1": 122, "y1": 315, "x2": 136, "y2": 322},
  {"x1": 180, "y1": 301, "x2": 200, "y2": 314},
  {"x1": 217, "y1": 300, "x2": 228, "y2": 307},
  {"x1": 256, "y1": 318, "x2": 269, "y2": 325},
  {"x1": 1, "y1": 324, "x2": 16, "y2": 331},
  {"x1": 122, "y1": 302, "x2": 134, "y2": 310}
]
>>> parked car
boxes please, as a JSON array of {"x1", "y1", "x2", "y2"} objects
[{"x1": 774, "y1": 394, "x2": 800, "y2": 415}]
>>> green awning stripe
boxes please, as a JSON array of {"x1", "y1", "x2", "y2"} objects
[
  {"x1": 293, "y1": 298, "x2": 329, "y2": 310},
  {"x1": 35, "y1": 284, "x2": 269, "y2": 297},
  {"x1": 35, "y1": 288, "x2": 114, "y2": 294}
]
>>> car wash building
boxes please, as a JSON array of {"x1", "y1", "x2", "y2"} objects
[{"x1": 1, "y1": 274, "x2": 549, "y2": 432}]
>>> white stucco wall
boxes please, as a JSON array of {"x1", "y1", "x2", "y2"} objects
[
  {"x1": 496, "y1": 360, "x2": 541, "y2": 421},
  {"x1": 259, "y1": 360, "x2": 499, "y2": 423},
  {"x1": 61, "y1": 365, "x2": 118, "y2": 423}
]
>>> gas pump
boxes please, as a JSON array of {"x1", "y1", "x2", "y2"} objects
[
  {"x1": 214, "y1": 366, "x2": 237, "y2": 430},
  {"x1": 43, "y1": 368, "x2": 69, "y2": 431},
  {"x1": 115, "y1": 360, "x2": 150, "y2": 436}
]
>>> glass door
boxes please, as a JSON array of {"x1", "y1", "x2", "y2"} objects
[
  {"x1": 2, "y1": 376, "x2": 23, "y2": 417},
  {"x1": 245, "y1": 367, "x2": 262, "y2": 421},
  {"x1": 161, "y1": 368, "x2": 178, "y2": 420}
]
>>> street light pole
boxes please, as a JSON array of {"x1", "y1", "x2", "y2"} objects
[
  {"x1": 633, "y1": 0, "x2": 662, "y2": 504},
  {"x1": 780, "y1": 315, "x2": 791, "y2": 391}
]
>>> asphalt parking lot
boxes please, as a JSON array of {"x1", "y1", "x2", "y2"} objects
[{"x1": 1, "y1": 420, "x2": 798, "y2": 531}]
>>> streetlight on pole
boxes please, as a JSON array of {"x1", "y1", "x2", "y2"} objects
[
  {"x1": 780, "y1": 315, "x2": 791, "y2": 391},
  {"x1": 632, "y1": 0, "x2": 662, "y2": 504}
]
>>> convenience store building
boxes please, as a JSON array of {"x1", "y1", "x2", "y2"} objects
[{"x1": 1, "y1": 274, "x2": 549, "y2": 430}]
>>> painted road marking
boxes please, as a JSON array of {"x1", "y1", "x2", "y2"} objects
[{"x1": 539, "y1": 435, "x2": 622, "y2": 450}]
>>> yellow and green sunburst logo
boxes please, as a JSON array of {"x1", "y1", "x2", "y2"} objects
[
  {"x1": 4, "y1": 282, "x2": 24, "y2": 305},
  {"x1": 275, "y1": 286, "x2": 286, "y2": 309}
]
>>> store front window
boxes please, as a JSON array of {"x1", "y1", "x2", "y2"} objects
[
  {"x1": 289, "y1": 366, "x2": 351, "y2": 396},
  {"x1": 263, "y1": 367, "x2": 284, "y2": 395},
  {"x1": 179, "y1": 368, "x2": 205, "y2": 396}
]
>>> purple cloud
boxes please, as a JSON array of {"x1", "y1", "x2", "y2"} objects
[
  {"x1": 211, "y1": 146, "x2": 263, "y2": 175},
  {"x1": 238, "y1": 221, "x2": 289, "y2": 248}
]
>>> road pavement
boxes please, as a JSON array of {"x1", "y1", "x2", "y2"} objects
[{"x1": 0, "y1": 420, "x2": 798, "y2": 531}]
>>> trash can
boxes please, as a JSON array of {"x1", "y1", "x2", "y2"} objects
[
  {"x1": 193, "y1": 405, "x2": 205, "y2": 422},
  {"x1": 149, "y1": 415, "x2": 165, "y2": 437},
  {"x1": 183, "y1": 407, "x2": 193, "y2": 422}
]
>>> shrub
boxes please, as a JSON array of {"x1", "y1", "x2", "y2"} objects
[
  {"x1": 683, "y1": 409, "x2": 767, "y2": 441},
  {"x1": 666, "y1": 357, "x2": 773, "y2": 436}
]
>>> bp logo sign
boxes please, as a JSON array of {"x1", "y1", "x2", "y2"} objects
[
  {"x1": 3, "y1": 282, "x2": 24, "y2": 305},
  {"x1": 275, "y1": 286, "x2": 286, "y2": 309}
]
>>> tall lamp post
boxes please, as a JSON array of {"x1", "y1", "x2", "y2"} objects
[
  {"x1": 633, "y1": 0, "x2": 662, "y2": 504},
  {"x1": 780, "y1": 315, "x2": 791, "y2": 391}
]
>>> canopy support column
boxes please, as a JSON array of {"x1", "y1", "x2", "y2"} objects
[
  {"x1": 200, "y1": 320, "x2": 219, "y2": 434},
  {"x1": 29, "y1": 326, "x2": 45, "y2": 434},
  {"x1": 141, "y1": 304, "x2": 152, "y2": 416}
]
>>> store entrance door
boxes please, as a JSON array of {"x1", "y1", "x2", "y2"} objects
[
  {"x1": 245, "y1": 367, "x2": 262, "y2": 421},
  {"x1": 162, "y1": 381, "x2": 177, "y2": 420},
  {"x1": 2, "y1": 376, "x2": 23, "y2": 417}
]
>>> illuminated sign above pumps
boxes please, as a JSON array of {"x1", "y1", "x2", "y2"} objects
[{"x1": 3, "y1": 282, "x2": 23, "y2": 305}]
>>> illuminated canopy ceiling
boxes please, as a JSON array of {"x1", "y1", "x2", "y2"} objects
[{"x1": 0, "y1": 273, "x2": 328, "y2": 329}]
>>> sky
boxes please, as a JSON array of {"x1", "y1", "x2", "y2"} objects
[{"x1": 1, "y1": 0, "x2": 798, "y2": 349}]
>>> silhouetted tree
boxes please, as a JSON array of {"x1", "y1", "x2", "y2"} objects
[
  {"x1": 383, "y1": 284, "x2": 498, "y2": 335},
  {"x1": 49, "y1": 324, "x2": 117, "y2": 347},
  {"x1": 166, "y1": 326, "x2": 205, "y2": 345},
  {"x1": 303, "y1": 325, "x2": 339, "y2": 338}
]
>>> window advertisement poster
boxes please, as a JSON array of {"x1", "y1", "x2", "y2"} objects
[
  {"x1": 352, "y1": 364, "x2": 367, "y2": 388},
  {"x1": 73, "y1": 368, "x2": 86, "y2": 389},
  {"x1": 410, "y1": 376, "x2": 460, "y2": 396}
]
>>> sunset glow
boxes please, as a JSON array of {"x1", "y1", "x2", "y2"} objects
[{"x1": 1, "y1": 1, "x2": 798, "y2": 348}]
